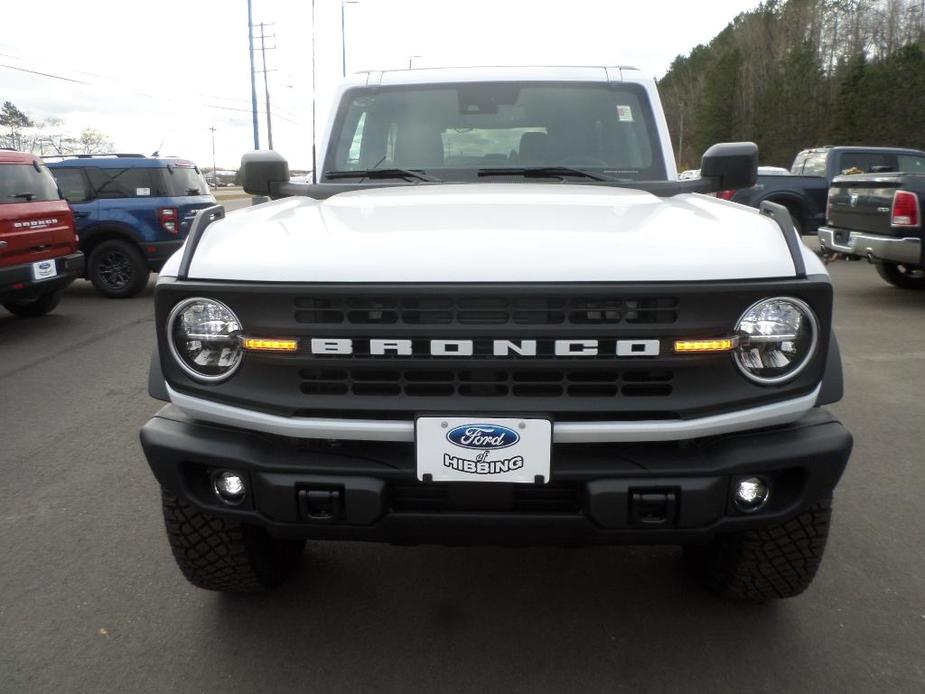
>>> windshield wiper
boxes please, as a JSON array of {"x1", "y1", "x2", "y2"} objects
[
  {"x1": 7, "y1": 192, "x2": 36, "y2": 200},
  {"x1": 325, "y1": 168, "x2": 441, "y2": 183},
  {"x1": 478, "y1": 166, "x2": 613, "y2": 182}
]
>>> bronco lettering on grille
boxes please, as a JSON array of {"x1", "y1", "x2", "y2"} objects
[{"x1": 308, "y1": 338, "x2": 660, "y2": 357}]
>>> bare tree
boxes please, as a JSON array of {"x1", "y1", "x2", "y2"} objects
[{"x1": 77, "y1": 128, "x2": 113, "y2": 155}]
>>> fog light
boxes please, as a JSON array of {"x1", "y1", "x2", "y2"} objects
[
  {"x1": 213, "y1": 470, "x2": 246, "y2": 505},
  {"x1": 734, "y1": 477, "x2": 770, "y2": 513}
]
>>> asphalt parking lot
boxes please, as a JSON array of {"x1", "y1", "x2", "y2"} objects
[{"x1": 1, "y1": 243, "x2": 923, "y2": 693}]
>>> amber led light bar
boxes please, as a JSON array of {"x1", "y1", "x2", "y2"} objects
[
  {"x1": 242, "y1": 337, "x2": 300, "y2": 352},
  {"x1": 674, "y1": 337, "x2": 738, "y2": 353}
]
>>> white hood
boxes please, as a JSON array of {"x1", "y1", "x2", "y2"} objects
[{"x1": 163, "y1": 183, "x2": 814, "y2": 283}]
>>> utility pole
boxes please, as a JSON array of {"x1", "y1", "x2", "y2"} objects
[
  {"x1": 209, "y1": 126, "x2": 217, "y2": 185},
  {"x1": 255, "y1": 22, "x2": 277, "y2": 150},
  {"x1": 247, "y1": 0, "x2": 260, "y2": 149},
  {"x1": 341, "y1": 0, "x2": 359, "y2": 77},
  {"x1": 312, "y1": 0, "x2": 317, "y2": 182}
]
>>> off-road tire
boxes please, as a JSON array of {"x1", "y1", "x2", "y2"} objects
[
  {"x1": 2, "y1": 291, "x2": 61, "y2": 317},
  {"x1": 875, "y1": 262, "x2": 925, "y2": 289},
  {"x1": 87, "y1": 239, "x2": 150, "y2": 298},
  {"x1": 161, "y1": 489, "x2": 305, "y2": 592},
  {"x1": 685, "y1": 499, "x2": 833, "y2": 602}
]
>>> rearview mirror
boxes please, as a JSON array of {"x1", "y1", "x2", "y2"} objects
[
  {"x1": 240, "y1": 150, "x2": 290, "y2": 196},
  {"x1": 699, "y1": 142, "x2": 758, "y2": 192}
]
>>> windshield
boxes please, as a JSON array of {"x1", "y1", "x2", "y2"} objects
[
  {"x1": 0, "y1": 162, "x2": 61, "y2": 204},
  {"x1": 325, "y1": 82, "x2": 665, "y2": 181}
]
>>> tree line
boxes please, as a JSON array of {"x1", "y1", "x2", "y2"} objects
[
  {"x1": 659, "y1": 0, "x2": 925, "y2": 169},
  {"x1": 1, "y1": 101, "x2": 113, "y2": 155}
]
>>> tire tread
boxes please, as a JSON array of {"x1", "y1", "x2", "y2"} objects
[{"x1": 687, "y1": 500, "x2": 833, "y2": 602}]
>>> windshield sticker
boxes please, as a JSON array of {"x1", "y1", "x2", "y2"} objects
[
  {"x1": 136, "y1": 187, "x2": 151, "y2": 196},
  {"x1": 616, "y1": 105, "x2": 634, "y2": 122}
]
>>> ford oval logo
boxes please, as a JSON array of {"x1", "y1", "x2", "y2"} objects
[
  {"x1": 446, "y1": 424, "x2": 520, "y2": 450},
  {"x1": 39, "y1": 262, "x2": 51, "y2": 270}
]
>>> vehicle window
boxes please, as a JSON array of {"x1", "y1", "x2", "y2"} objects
[
  {"x1": 838, "y1": 152, "x2": 896, "y2": 174},
  {"x1": 52, "y1": 169, "x2": 92, "y2": 203},
  {"x1": 0, "y1": 163, "x2": 61, "y2": 204},
  {"x1": 898, "y1": 154, "x2": 925, "y2": 173},
  {"x1": 346, "y1": 112, "x2": 367, "y2": 164},
  {"x1": 157, "y1": 166, "x2": 210, "y2": 196},
  {"x1": 801, "y1": 153, "x2": 828, "y2": 176},
  {"x1": 326, "y1": 82, "x2": 664, "y2": 180},
  {"x1": 790, "y1": 152, "x2": 808, "y2": 174},
  {"x1": 86, "y1": 167, "x2": 158, "y2": 199}
]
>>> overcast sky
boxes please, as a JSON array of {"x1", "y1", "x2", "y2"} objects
[{"x1": 2, "y1": 0, "x2": 762, "y2": 170}]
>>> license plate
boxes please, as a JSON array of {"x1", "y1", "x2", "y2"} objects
[
  {"x1": 415, "y1": 417, "x2": 552, "y2": 484},
  {"x1": 31, "y1": 260, "x2": 58, "y2": 281}
]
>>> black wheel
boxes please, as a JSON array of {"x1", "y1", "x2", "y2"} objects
[
  {"x1": 87, "y1": 239, "x2": 150, "y2": 298},
  {"x1": 161, "y1": 489, "x2": 305, "y2": 592},
  {"x1": 2, "y1": 291, "x2": 62, "y2": 317},
  {"x1": 875, "y1": 262, "x2": 925, "y2": 289},
  {"x1": 685, "y1": 500, "x2": 832, "y2": 602}
]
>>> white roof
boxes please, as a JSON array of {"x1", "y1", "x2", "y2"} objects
[{"x1": 342, "y1": 65, "x2": 645, "y2": 88}]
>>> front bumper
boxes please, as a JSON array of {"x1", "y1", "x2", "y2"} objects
[
  {"x1": 140, "y1": 405, "x2": 853, "y2": 546},
  {"x1": 0, "y1": 252, "x2": 84, "y2": 301},
  {"x1": 818, "y1": 226, "x2": 922, "y2": 266}
]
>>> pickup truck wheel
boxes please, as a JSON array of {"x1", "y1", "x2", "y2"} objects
[
  {"x1": 875, "y1": 262, "x2": 925, "y2": 289},
  {"x1": 161, "y1": 489, "x2": 305, "y2": 592},
  {"x1": 684, "y1": 499, "x2": 832, "y2": 602},
  {"x1": 87, "y1": 239, "x2": 150, "y2": 298},
  {"x1": 2, "y1": 290, "x2": 61, "y2": 317}
]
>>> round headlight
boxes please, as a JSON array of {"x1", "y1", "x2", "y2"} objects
[
  {"x1": 167, "y1": 298, "x2": 243, "y2": 382},
  {"x1": 734, "y1": 297, "x2": 818, "y2": 385}
]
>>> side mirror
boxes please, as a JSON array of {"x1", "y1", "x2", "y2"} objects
[
  {"x1": 240, "y1": 150, "x2": 290, "y2": 196},
  {"x1": 699, "y1": 142, "x2": 758, "y2": 192}
]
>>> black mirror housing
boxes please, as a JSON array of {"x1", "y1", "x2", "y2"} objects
[
  {"x1": 240, "y1": 150, "x2": 290, "y2": 196},
  {"x1": 699, "y1": 142, "x2": 758, "y2": 192}
]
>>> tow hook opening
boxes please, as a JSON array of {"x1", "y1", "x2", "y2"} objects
[
  {"x1": 298, "y1": 487, "x2": 344, "y2": 522},
  {"x1": 629, "y1": 489, "x2": 679, "y2": 527}
]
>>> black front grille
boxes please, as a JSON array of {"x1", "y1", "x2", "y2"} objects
[
  {"x1": 389, "y1": 482, "x2": 582, "y2": 513},
  {"x1": 156, "y1": 280, "x2": 833, "y2": 420},
  {"x1": 295, "y1": 295, "x2": 678, "y2": 326},
  {"x1": 300, "y1": 367, "x2": 673, "y2": 398}
]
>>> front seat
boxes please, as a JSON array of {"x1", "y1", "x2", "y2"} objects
[
  {"x1": 518, "y1": 131, "x2": 549, "y2": 165},
  {"x1": 395, "y1": 128, "x2": 445, "y2": 169}
]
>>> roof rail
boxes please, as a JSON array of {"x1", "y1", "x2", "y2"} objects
[{"x1": 42, "y1": 153, "x2": 148, "y2": 160}]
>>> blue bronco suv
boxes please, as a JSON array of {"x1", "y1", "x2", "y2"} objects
[{"x1": 48, "y1": 154, "x2": 215, "y2": 297}]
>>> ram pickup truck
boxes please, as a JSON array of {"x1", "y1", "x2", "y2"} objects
[
  {"x1": 819, "y1": 173, "x2": 925, "y2": 288},
  {"x1": 726, "y1": 146, "x2": 925, "y2": 234},
  {"x1": 140, "y1": 66, "x2": 853, "y2": 602}
]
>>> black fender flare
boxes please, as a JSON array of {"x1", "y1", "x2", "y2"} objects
[
  {"x1": 78, "y1": 222, "x2": 141, "y2": 252},
  {"x1": 148, "y1": 345, "x2": 169, "y2": 401},
  {"x1": 816, "y1": 330, "x2": 844, "y2": 406}
]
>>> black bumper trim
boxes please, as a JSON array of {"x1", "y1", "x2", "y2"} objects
[
  {"x1": 140, "y1": 406, "x2": 852, "y2": 545},
  {"x1": 143, "y1": 240, "x2": 184, "y2": 271},
  {"x1": 0, "y1": 252, "x2": 84, "y2": 299}
]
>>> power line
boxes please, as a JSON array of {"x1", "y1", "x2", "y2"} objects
[
  {"x1": 0, "y1": 62, "x2": 305, "y2": 125},
  {"x1": 2, "y1": 41, "x2": 306, "y2": 121}
]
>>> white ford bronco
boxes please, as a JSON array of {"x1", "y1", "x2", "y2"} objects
[{"x1": 141, "y1": 66, "x2": 852, "y2": 600}]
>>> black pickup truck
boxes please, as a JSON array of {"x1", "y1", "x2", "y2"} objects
[
  {"x1": 819, "y1": 172, "x2": 925, "y2": 288},
  {"x1": 727, "y1": 146, "x2": 925, "y2": 235}
]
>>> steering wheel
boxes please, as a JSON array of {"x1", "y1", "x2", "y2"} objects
[{"x1": 557, "y1": 156, "x2": 610, "y2": 168}]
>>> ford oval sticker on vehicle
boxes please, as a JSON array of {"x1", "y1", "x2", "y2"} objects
[{"x1": 446, "y1": 424, "x2": 520, "y2": 450}]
